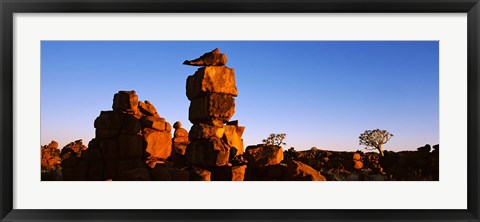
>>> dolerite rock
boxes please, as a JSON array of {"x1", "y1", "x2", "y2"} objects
[
  {"x1": 88, "y1": 90, "x2": 174, "y2": 180},
  {"x1": 41, "y1": 141, "x2": 61, "y2": 172},
  {"x1": 138, "y1": 100, "x2": 158, "y2": 116},
  {"x1": 188, "y1": 93, "x2": 235, "y2": 123},
  {"x1": 185, "y1": 137, "x2": 230, "y2": 167},
  {"x1": 141, "y1": 116, "x2": 170, "y2": 132},
  {"x1": 60, "y1": 140, "x2": 89, "y2": 181},
  {"x1": 244, "y1": 145, "x2": 284, "y2": 168},
  {"x1": 222, "y1": 125, "x2": 245, "y2": 155},
  {"x1": 172, "y1": 121, "x2": 190, "y2": 155},
  {"x1": 117, "y1": 135, "x2": 143, "y2": 158},
  {"x1": 183, "y1": 48, "x2": 227, "y2": 66},
  {"x1": 284, "y1": 160, "x2": 327, "y2": 181},
  {"x1": 189, "y1": 123, "x2": 225, "y2": 141},
  {"x1": 183, "y1": 49, "x2": 247, "y2": 180},
  {"x1": 112, "y1": 90, "x2": 140, "y2": 115},
  {"x1": 189, "y1": 167, "x2": 211, "y2": 181},
  {"x1": 143, "y1": 128, "x2": 172, "y2": 160},
  {"x1": 85, "y1": 140, "x2": 104, "y2": 180},
  {"x1": 186, "y1": 66, "x2": 238, "y2": 100},
  {"x1": 417, "y1": 144, "x2": 431, "y2": 153},
  {"x1": 353, "y1": 152, "x2": 364, "y2": 170},
  {"x1": 232, "y1": 165, "x2": 247, "y2": 181}
]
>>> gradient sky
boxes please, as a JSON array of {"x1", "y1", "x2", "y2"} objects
[{"x1": 41, "y1": 41, "x2": 439, "y2": 152}]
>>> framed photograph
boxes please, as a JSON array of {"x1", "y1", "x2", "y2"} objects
[{"x1": 1, "y1": 0, "x2": 479, "y2": 221}]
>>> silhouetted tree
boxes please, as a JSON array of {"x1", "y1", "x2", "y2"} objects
[
  {"x1": 359, "y1": 129, "x2": 393, "y2": 157},
  {"x1": 263, "y1": 133, "x2": 286, "y2": 146}
]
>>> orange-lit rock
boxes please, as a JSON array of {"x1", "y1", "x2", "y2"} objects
[
  {"x1": 353, "y1": 153, "x2": 361, "y2": 161},
  {"x1": 41, "y1": 141, "x2": 61, "y2": 173},
  {"x1": 284, "y1": 160, "x2": 326, "y2": 181},
  {"x1": 232, "y1": 165, "x2": 247, "y2": 181},
  {"x1": 189, "y1": 123, "x2": 225, "y2": 141},
  {"x1": 244, "y1": 145, "x2": 284, "y2": 167},
  {"x1": 138, "y1": 100, "x2": 157, "y2": 116},
  {"x1": 353, "y1": 152, "x2": 363, "y2": 170},
  {"x1": 143, "y1": 128, "x2": 172, "y2": 160},
  {"x1": 183, "y1": 48, "x2": 227, "y2": 67},
  {"x1": 172, "y1": 121, "x2": 189, "y2": 156},
  {"x1": 186, "y1": 66, "x2": 238, "y2": 100},
  {"x1": 222, "y1": 125, "x2": 245, "y2": 155},
  {"x1": 141, "y1": 116, "x2": 170, "y2": 132},
  {"x1": 354, "y1": 161, "x2": 364, "y2": 170}
]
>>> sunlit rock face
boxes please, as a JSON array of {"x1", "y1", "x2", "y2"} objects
[
  {"x1": 183, "y1": 48, "x2": 227, "y2": 67},
  {"x1": 184, "y1": 48, "x2": 247, "y2": 181},
  {"x1": 59, "y1": 90, "x2": 179, "y2": 181}
]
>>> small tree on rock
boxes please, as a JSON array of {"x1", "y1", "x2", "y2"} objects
[
  {"x1": 263, "y1": 133, "x2": 286, "y2": 146},
  {"x1": 359, "y1": 129, "x2": 393, "y2": 157}
]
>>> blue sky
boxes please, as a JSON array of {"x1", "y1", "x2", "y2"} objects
[{"x1": 41, "y1": 41, "x2": 439, "y2": 151}]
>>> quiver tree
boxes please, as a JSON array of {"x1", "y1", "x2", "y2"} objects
[
  {"x1": 359, "y1": 129, "x2": 393, "y2": 157},
  {"x1": 262, "y1": 133, "x2": 286, "y2": 146}
]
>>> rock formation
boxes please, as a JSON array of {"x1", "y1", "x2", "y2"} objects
[
  {"x1": 353, "y1": 152, "x2": 364, "y2": 170},
  {"x1": 41, "y1": 141, "x2": 62, "y2": 180},
  {"x1": 171, "y1": 121, "x2": 189, "y2": 167},
  {"x1": 41, "y1": 140, "x2": 61, "y2": 171},
  {"x1": 183, "y1": 48, "x2": 247, "y2": 181},
  {"x1": 183, "y1": 48, "x2": 227, "y2": 67},
  {"x1": 60, "y1": 139, "x2": 88, "y2": 180},
  {"x1": 58, "y1": 90, "x2": 183, "y2": 181}
]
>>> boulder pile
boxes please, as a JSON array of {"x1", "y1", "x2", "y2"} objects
[
  {"x1": 90, "y1": 90, "x2": 176, "y2": 180},
  {"x1": 41, "y1": 140, "x2": 62, "y2": 180},
  {"x1": 184, "y1": 48, "x2": 247, "y2": 180},
  {"x1": 60, "y1": 139, "x2": 88, "y2": 180},
  {"x1": 56, "y1": 91, "x2": 181, "y2": 181}
]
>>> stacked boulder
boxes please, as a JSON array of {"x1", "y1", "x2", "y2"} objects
[
  {"x1": 183, "y1": 48, "x2": 246, "y2": 181},
  {"x1": 353, "y1": 152, "x2": 364, "y2": 170},
  {"x1": 60, "y1": 139, "x2": 89, "y2": 180},
  {"x1": 41, "y1": 140, "x2": 61, "y2": 172},
  {"x1": 86, "y1": 90, "x2": 174, "y2": 180},
  {"x1": 171, "y1": 121, "x2": 190, "y2": 167},
  {"x1": 41, "y1": 140, "x2": 62, "y2": 180}
]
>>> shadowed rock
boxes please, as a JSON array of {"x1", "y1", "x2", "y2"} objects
[
  {"x1": 183, "y1": 48, "x2": 227, "y2": 66},
  {"x1": 185, "y1": 137, "x2": 230, "y2": 167},
  {"x1": 112, "y1": 90, "x2": 139, "y2": 115},
  {"x1": 189, "y1": 167, "x2": 211, "y2": 181},
  {"x1": 188, "y1": 94, "x2": 235, "y2": 124}
]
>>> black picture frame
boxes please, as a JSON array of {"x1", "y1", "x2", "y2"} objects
[{"x1": 1, "y1": 0, "x2": 479, "y2": 221}]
